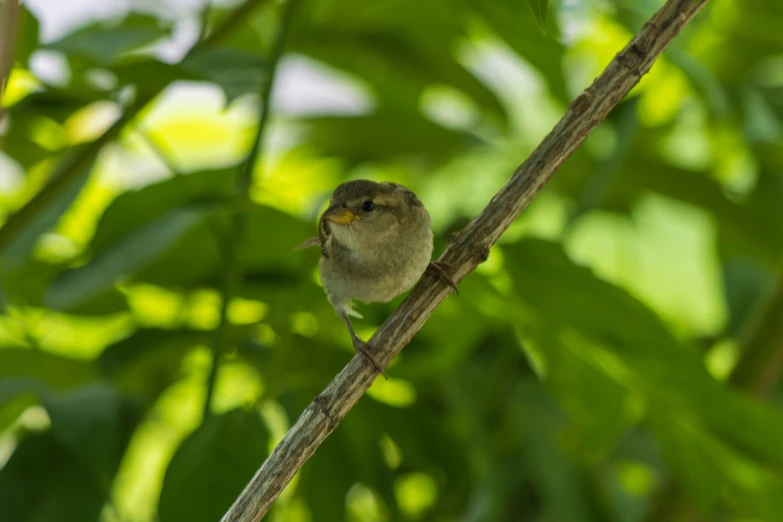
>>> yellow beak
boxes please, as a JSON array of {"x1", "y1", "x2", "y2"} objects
[{"x1": 324, "y1": 207, "x2": 360, "y2": 225}]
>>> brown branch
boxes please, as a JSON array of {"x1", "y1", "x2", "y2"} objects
[
  {"x1": 0, "y1": 0, "x2": 272, "y2": 254},
  {"x1": 221, "y1": 0, "x2": 711, "y2": 520}
]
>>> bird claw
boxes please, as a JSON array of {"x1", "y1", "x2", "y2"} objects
[
  {"x1": 353, "y1": 338, "x2": 388, "y2": 379},
  {"x1": 426, "y1": 261, "x2": 459, "y2": 296}
]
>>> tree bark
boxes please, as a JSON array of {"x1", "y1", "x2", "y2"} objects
[{"x1": 222, "y1": 0, "x2": 711, "y2": 520}]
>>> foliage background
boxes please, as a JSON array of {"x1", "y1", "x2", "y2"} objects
[{"x1": 1, "y1": 0, "x2": 783, "y2": 521}]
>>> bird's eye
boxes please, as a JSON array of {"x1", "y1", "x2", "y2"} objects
[{"x1": 362, "y1": 200, "x2": 375, "y2": 212}]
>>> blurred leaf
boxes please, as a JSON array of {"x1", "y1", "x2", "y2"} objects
[
  {"x1": 15, "y1": 6, "x2": 40, "y2": 67},
  {"x1": 99, "y1": 328, "x2": 211, "y2": 402},
  {"x1": 47, "y1": 205, "x2": 210, "y2": 311},
  {"x1": 181, "y1": 47, "x2": 266, "y2": 103},
  {"x1": 158, "y1": 408, "x2": 269, "y2": 522},
  {"x1": 527, "y1": 0, "x2": 549, "y2": 34},
  {"x1": 0, "y1": 432, "x2": 106, "y2": 522},
  {"x1": 0, "y1": 171, "x2": 90, "y2": 271},
  {"x1": 0, "y1": 349, "x2": 100, "y2": 431},
  {"x1": 133, "y1": 203, "x2": 312, "y2": 289},
  {"x1": 471, "y1": 0, "x2": 568, "y2": 102},
  {"x1": 0, "y1": 393, "x2": 38, "y2": 432},
  {"x1": 46, "y1": 14, "x2": 172, "y2": 66},
  {"x1": 605, "y1": 160, "x2": 783, "y2": 266},
  {"x1": 294, "y1": 0, "x2": 508, "y2": 123},
  {"x1": 90, "y1": 169, "x2": 235, "y2": 254},
  {"x1": 112, "y1": 59, "x2": 198, "y2": 98},
  {"x1": 304, "y1": 112, "x2": 478, "y2": 164},
  {"x1": 0, "y1": 348, "x2": 99, "y2": 389},
  {"x1": 504, "y1": 239, "x2": 783, "y2": 488},
  {"x1": 518, "y1": 381, "x2": 602, "y2": 522},
  {"x1": 43, "y1": 385, "x2": 130, "y2": 481}
]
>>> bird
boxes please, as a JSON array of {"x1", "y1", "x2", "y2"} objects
[{"x1": 296, "y1": 180, "x2": 458, "y2": 377}]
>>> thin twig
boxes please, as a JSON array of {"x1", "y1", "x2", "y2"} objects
[
  {"x1": 202, "y1": 0, "x2": 300, "y2": 420},
  {"x1": 0, "y1": 0, "x2": 273, "y2": 254},
  {"x1": 221, "y1": 0, "x2": 711, "y2": 520}
]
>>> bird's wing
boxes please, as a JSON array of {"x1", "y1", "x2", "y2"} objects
[{"x1": 293, "y1": 236, "x2": 321, "y2": 250}]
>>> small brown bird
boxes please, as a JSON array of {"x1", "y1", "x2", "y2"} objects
[{"x1": 297, "y1": 180, "x2": 457, "y2": 377}]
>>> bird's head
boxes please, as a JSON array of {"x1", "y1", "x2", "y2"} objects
[{"x1": 321, "y1": 180, "x2": 427, "y2": 250}]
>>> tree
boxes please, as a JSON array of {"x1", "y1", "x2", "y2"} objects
[{"x1": 1, "y1": 0, "x2": 782, "y2": 521}]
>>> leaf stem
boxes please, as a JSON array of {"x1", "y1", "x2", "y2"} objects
[{"x1": 201, "y1": 0, "x2": 300, "y2": 421}]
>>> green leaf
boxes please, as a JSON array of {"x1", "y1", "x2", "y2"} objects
[
  {"x1": 46, "y1": 205, "x2": 208, "y2": 311},
  {"x1": 304, "y1": 112, "x2": 478, "y2": 164},
  {"x1": 112, "y1": 59, "x2": 198, "y2": 98},
  {"x1": 471, "y1": 0, "x2": 568, "y2": 102},
  {"x1": 503, "y1": 238, "x2": 783, "y2": 474},
  {"x1": 181, "y1": 47, "x2": 266, "y2": 103},
  {"x1": 0, "y1": 171, "x2": 89, "y2": 271},
  {"x1": 0, "y1": 348, "x2": 99, "y2": 389},
  {"x1": 43, "y1": 385, "x2": 128, "y2": 481},
  {"x1": 46, "y1": 14, "x2": 172, "y2": 65},
  {"x1": 0, "y1": 432, "x2": 106, "y2": 522},
  {"x1": 0, "y1": 349, "x2": 100, "y2": 431},
  {"x1": 158, "y1": 408, "x2": 269, "y2": 522},
  {"x1": 527, "y1": 0, "x2": 549, "y2": 34},
  {"x1": 15, "y1": 6, "x2": 40, "y2": 67},
  {"x1": 132, "y1": 203, "x2": 312, "y2": 289},
  {"x1": 90, "y1": 169, "x2": 235, "y2": 255},
  {"x1": 99, "y1": 328, "x2": 211, "y2": 402}
]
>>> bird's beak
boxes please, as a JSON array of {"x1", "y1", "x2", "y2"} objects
[{"x1": 323, "y1": 205, "x2": 360, "y2": 225}]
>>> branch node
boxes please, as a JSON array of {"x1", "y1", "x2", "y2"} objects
[
  {"x1": 618, "y1": 43, "x2": 646, "y2": 72},
  {"x1": 472, "y1": 244, "x2": 491, "y2": 264},
  {"x1": 311, "y1": 393, "x2": 338, "y2": 432},
  {"x1": 569, "y1": 92, "x2": 594, "y2": 116}
]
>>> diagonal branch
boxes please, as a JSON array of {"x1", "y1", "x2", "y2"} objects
[{"x1": 222, "y1": 0, "x2": 710, "y2": 520}]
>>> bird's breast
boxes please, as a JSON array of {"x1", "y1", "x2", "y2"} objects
[{"x1": 320, "y1": 229, "x2": 433, "y2": 304}]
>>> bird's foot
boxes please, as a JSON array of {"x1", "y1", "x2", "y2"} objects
[
  {"x1": 353, "y1": 338, "x2": 388, "y2": 379},
  {"x1": 426, "y1": 261, "x2": 459, "y2": 296}
]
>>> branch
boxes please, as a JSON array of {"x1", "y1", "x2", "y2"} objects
[
  {"x1": 202, "y1": 0, "x2": 300, "y2": 419},
  {"x1": 728, "y1": 269, "x2": 783, "y2": 397},
  {"x1": 222, "y1": 0, "x2": 711, "y2": 520},
  {"x1": 0, "y1": 0, "x2": 273, "y2": 254}
]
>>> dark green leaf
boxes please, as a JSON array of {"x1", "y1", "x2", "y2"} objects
[
  {"x1": 47, "y1": 14, "x2": 172, "y2": 66},
  {"x1": 99, "y1": 328, "x2": 211, "y2": 402},
  {"x1": 158, "y1": 408, "x2": 269, "y2": 522},
  {"x1": 46, "y1": 205, "x2": 209, "y2": 310},
  {"x1": 0, "y1": 432, "x2": 106, "y2": 522},
  {"x1": 43, "y1": 385, "x2": 127, "y2": 481},
  {"x1": 181, "y1": 47, "x2": 266, "y2": 103},
  {"x1": 15, "y1": 7, "x2": 40, "y2": 67},
  {"x1": 527, "y1": 0, "x2": 549, "y2": 34}
]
